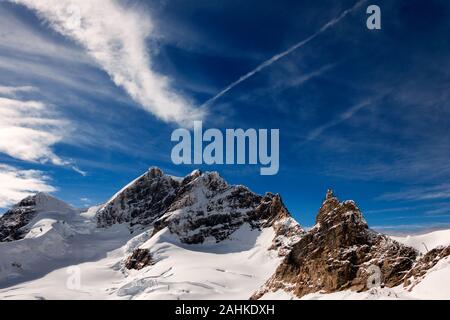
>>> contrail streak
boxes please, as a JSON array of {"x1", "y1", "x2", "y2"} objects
[{"x1": 201, "y1": 0, "x2": 366, "y2": 108}]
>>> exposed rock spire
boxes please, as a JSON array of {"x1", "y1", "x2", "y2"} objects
[
  {"x1": 252, "y1": 189, "x2": 418, "y2": 299},
  {"x1": 325, "y1": 188, "x2": 335, "y2": 200}
]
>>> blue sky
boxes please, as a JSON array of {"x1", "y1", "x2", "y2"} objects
[{"x1": 0, "y1": 0, "x2": 449, "y2": 232}]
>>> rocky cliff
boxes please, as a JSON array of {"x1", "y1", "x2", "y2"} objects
[
  {"x1": 252, "y1": 190, "x2": 418, "y2": 299},
  {"x1": 0, "y1": 195, "x2": 38, "y2": 242}
]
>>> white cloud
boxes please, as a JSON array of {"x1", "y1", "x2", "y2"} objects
[
  {"x1": 0, "y1": 96, "x2": 69, "y2": 165},
  {"x1": 379, "y1": 184, "x2": 450, "y2": 202},
  {"x1": 0, "y1": 5, "x2": 91, "y2": 64},
  {"x1": 9, "y1": 0, "x2": 204, "y2": 124},
  {"x1": 0, "y1": 164, "x2": 56, "y2": 208},
  {"x1": 0, "y1": 85, "x2": 37, "y2": 97}
]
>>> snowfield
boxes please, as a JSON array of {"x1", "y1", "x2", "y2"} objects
[
  {"x1": 0, "y1": 208, "x2": 282, "y2": 299},
  {"x1": 392, "y1": 229, "x2": 450, "y2": 254},
  {"x1": 121, "y1": 225, "x2": 282, "y2": 300}
]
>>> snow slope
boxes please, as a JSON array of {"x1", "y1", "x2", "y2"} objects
[
  {"x1": 0, "y1": 210, "x2": 133, "y2": 293},
  {"x1": 392, "y1": 229, "x2": 450, "y2": 254},
  {"x1": 0, "y1": 222, "x2": 282, "y2": 300},
  {"x1": 119, "y1": 225, "x2": 282, "y2": 299}
]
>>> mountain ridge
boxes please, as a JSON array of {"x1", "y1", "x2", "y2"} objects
[{"x1": 94, "y1": 167, "x2": 302, "y2": 254}]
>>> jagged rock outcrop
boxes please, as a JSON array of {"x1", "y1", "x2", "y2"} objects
[
  {"x1": 125, "y1": 249, "x2": 153, "y2": 270},
  {"x1": 153, "y1": 172, "x2": 303, "y2": 249},
  {"x1": 0, "y1": 195, "x2": 38, "y2": 242},
  {"x1": 403, "y1": 245, "x2": 450, "y2": 289},
  {"x1": 96, "y1": 167, "x2": 181, "y2": 228},
  {"x1": 252, "y1": 190, "x2": 418, "y2": 299}
]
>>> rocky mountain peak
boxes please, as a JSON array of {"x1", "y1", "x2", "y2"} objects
[
  {"x1": 252, "y1": 190, "x2": 417, "y2": 299},
  {"x1": 188, "y1": 169, "x2": 202, "y2": 178},
  {"x1": 0, "y1": 193, "x2": 73, "y2": 242},
  {"x1": 152, "y1": 170, "x2": 301, "y2": 250},
  {"x1": 96, "y1": 168, "x2": 181, "y2": 228},
  {"x1": 187, "y1": 171, "x2": 228, "y2": 192},
  {"x1": 325, "y1": 188, "x2": 335, "y2": 200},
  {"x1": 315, "y1": 190, "x2": 367, "y2": 230},
  {"x1": 316, "y1": 189, "x2": 340, "y2": 223},
  {"x1": 95, "y1": 167, "x2": 302, "y2": 255},
  {"x1": 147, "y1": 166, "x2": 164, "y2": 178},
  {"x1": 14, "y1": 194, "x2": 38, "y2": 208},
  {"x1": 179, "y1": 169, "x2": 202, "y2": 184}
]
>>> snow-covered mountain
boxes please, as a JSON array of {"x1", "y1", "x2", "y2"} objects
[
  {"x1": 96, "y1": 167, "x2": 303, "y2": 254},
  {"x1": 0, "y1": 192, "x2": 74, "y2": 242},
  {"x1": 0, "y1": 167, "x2": 449, "y2": 300}
]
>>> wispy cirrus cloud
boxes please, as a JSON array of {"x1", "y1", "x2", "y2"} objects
[
  {"x1": 0, "y1": 94, "x2": 69, "y2": 166},
  {"x1": 0, "y1": 164, "x2": 56, "y2": 208},
  {"x1": 0, "y1": 85, "x2": 37, "y2": 97},
  {"x1": 365, "y1": 206, "x2": 420, "y2": 215},
  {"x1": 301, "y1": 82, "x2": 393, "y2": 144},
  {"x1": 372, "y1": 223, "x2": 450, "y2": 235},
  {"x1": 304, "y1": 97, "x2": 377, "y2": 142},
  {"x1": 9, "y1": 0, "x2": 204, "y2": 124},
  {"x1": 378, "y1": 184, "x2": 450, "y2": 202}
]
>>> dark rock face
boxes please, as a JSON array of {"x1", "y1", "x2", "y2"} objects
[
  {"x1": 125, "y1": 249, "x2": 153, "y2": 270},
  {"x1": 96, "y1": 167, "x2": 181, "y2": 228},
  {"x1": 0, "y1": 195, "x2": 38, "y2": 242},
  {"x1": 169, "y1": 188, "x2": 302, "y2": 250},
  {"x1": 252, "y1": 193, "x2": 304, "y2": 256},
  {"x1": 97, "y1": 168, "x2": 302, "y2": 252},
  {"x1": 252, "y1": 190, "x2": 418, "y2": 299},
  {"x1": 404, "y1": 245, "x2": 450, "y2": 289},
  {"x1": 156, "y1": 173, "x2": 302, "y2": 248}
]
